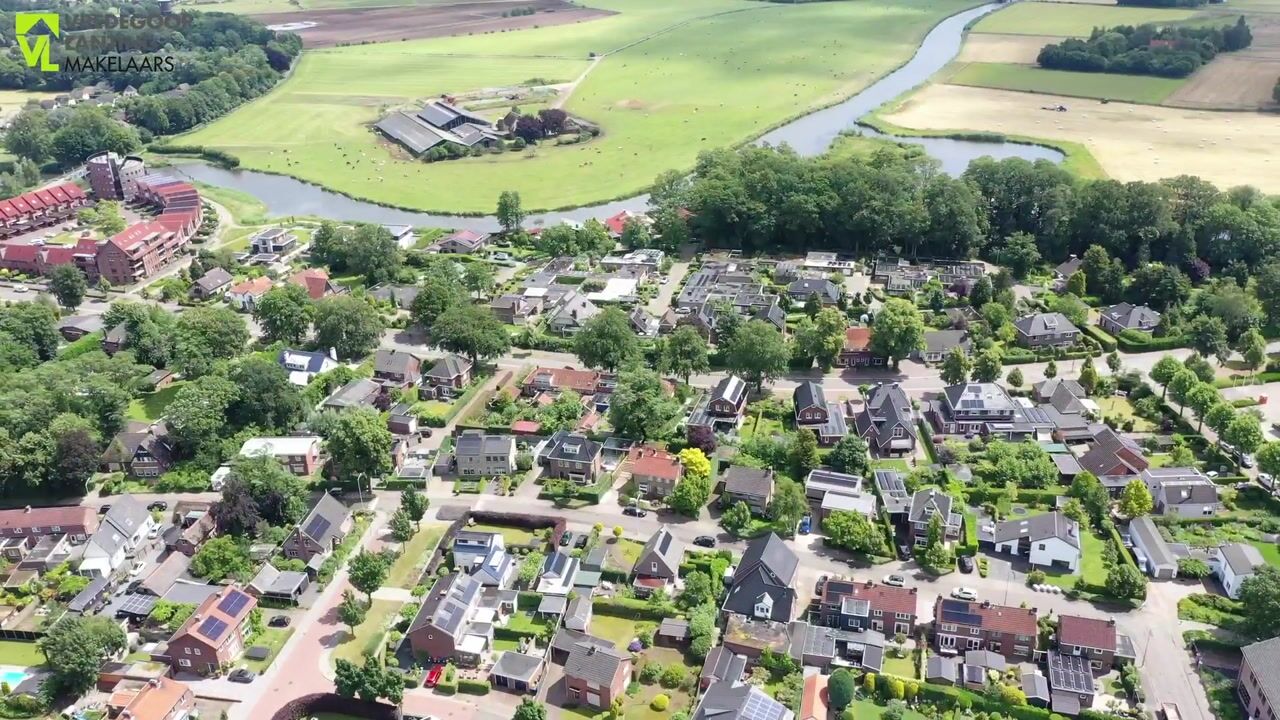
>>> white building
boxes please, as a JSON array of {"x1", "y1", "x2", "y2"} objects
[
  {"x1": 1211, "y1": 543, "x2": 1265, "y2": 599},
  {"x1": 983, "y1": 512, "x2": 1081, "y2": 572},
  {"x1": 80, "y1": 494, "x2": 157, "y2": 578}
]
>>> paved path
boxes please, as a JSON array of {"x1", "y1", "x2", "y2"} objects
[{"x1": 646, "y1": 260, "x2": 689, "y2": 316}]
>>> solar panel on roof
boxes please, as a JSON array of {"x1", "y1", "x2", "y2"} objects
[
  {"x1": 218, "y1": 590, "x2": 251, "y2": 616},
  {"x1": 118, "y1": 594, "x2": 158, "y2": 616},
  {"x1": 198, "y1": 617, "x2": 228, "y2": 641},
  {"x1": 304, "y1": 515, "x2": 332, "y2": 541}
]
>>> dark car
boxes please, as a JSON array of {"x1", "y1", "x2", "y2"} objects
[
  {"x1": 268, "y1": 615, "x2": 291, "y2": 628},
  {"x1": 622, "y1": 506, "x2": 647, "y2": 518},
  {"x1": 693, "y1": 536, "x2": 716, "y2": 548},
  {"x1": 98, "y1": 505, "x2": 111, "y2": 515},
  {"x1": 147, "y1": 501, "x2": 168, "y2": 512},
  {"x1": 897, "y1": 544, "x2": 912, "y2": 561},
  {"x1": 228, "y1": 669, "x2": 256, "y2": 684},
  {"x1": 574, "y1": 533, "x2": 589, "y2": 549},
  {"x1": 958, "y1": 555, "x2": 975, "y2": 574},
  {"x1": 559, "y1": 532, "x2": 575, "y2": 547}
]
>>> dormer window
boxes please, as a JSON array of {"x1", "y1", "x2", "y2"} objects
[{"x1": 754, "y1": 593, "x2": 774, "y2": 619}]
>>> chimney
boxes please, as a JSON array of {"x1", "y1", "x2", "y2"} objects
[{"x1": 327, "y1": 347, "x2": 337, "y2": 361}]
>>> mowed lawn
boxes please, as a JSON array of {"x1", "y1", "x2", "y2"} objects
[
  {"x1": 0, "y1": 641, "x2": 44, "y2": 667},
  {"x1": 947, "y1": 63, "x2": 1186, "y2": 104},
  {"x1": 973, "y1": 2, "x2": 1196, "y2": 36},
  {"x1": 180, "y1": 0, "x2": 980, "y2": 213},
  {"x1": 333, "y1": 599, "x2": 400, "y2": 666},
  {"x1": 126, "y1": 382, "x2": 187, "y2": 422},
  {"x1": 386, "y1": 522, "x2": 449, "y2": 589}
]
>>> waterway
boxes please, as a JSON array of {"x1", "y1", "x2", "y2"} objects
[{"x1": 173, "y1": 2, "x2": 1062, "y2": 232}]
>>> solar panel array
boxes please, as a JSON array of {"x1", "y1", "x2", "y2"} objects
[
  {"x1": 218, "y1": 589, "x2": 251, "y2": 617},
  {"x1": 741, "y1": 687, "x2": 789, "y2": 720},
  {"x1": 199, "y1": 617, "x2": 228, "y2": 642},
  {"x1": 940, "y1": 599, "x2": 983, "y2": 627},
  {"x1": 304, "y1": 515, "x2": 332, "y2": 542},
  {"x1": 1048, "y1": 652, "x2": 1094, "y2": 693},
  {"x1": 118, "y1": 594, "x2": 158, "y2": 616}
]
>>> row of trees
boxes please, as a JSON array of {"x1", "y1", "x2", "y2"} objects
[
  {"x1": 647, "y1": 146, "x2": 1280, "y2": 294},
  {"x1": 1038, "y1": 19, "x2": 1252, "y2": 78}
]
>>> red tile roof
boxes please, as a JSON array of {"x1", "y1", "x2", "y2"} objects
[
  {"x1": 0, "y1": 505, "x2": 97, "y2": 532},
  {"x1": 825, "y1": 580, "x2": 919, "y2": 618},
  {"x1": 604, "y1": 210, "x2": 643, "y2": 236},
  {"x1": 290, "y1": 268, "x2": 333, "y2": 300},
  {"x1": 1058, "y1": 615, "x2": 1116, "y2": 651},
  {"x1": 230, "y1": 276, "x2": 273, "y2": 297},
  {"x1": 800, "y1": 673, "x2": 829, "y2": 720},
  {"x1": 628, "y1": 446, "x2": 681, "y2": 481},
  {"x1": 525, "y1": 366, "x2": 600, "y2": 394},
  {"x1": 0, "y1": 243, "x2": 39, "y2": 263},
  {"x1": 844, "y1": 327, "x2": 871, "y2": 352},
  {"x1": 935, "y1": 599, "x2": 1037, "y2": 636},
  {"x1": 170, "y1": 584, "x2": 257, "y2": 647},
  {"x1": 510, "y1": 420, "x2": 542, "y2": 434},
  {"x1": 108, "y1": 221, "x2": 169, "y2": 252}
]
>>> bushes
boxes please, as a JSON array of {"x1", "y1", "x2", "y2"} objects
[
  {"x1": 148, "y1": 143, "x2": 241, "y2": 168},
  {"x1": 1083, "y1": 325, "x2": 1118, "y2": 353},
  {"x1": 1117, "y1": 329, "x2": 1188, "y2": 352},
  {"x1": 457, "y1": 679, "x2": 490, "y2": 695},
  {"x1": 651, "y1": 694, "x2": 670, "y2": 711},
  {"x1": 591, "y1": 596, "x2": 672, "y2": 621}
]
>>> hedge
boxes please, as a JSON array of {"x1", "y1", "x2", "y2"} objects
[
  {"x1": 592, "y1": 596, "x2": 674, "y2": 621},
  {"x1": 457, "y1": 679, "x2": 491, "y2": 695},
  {"x1": 1105, "y1": 521, "x2": 1138, "y2": 570},
  {"x1": 1117, "y1": 330, "x2": 1187, "y2": 352},
  {"x1": 918, "y1": 420, "x2": 938, "y2": 464},
  {"x1": 517, "y1": 591, "x2": 543, "y2": 611},
  {"x1": 148, "y1": 143, "x2": 240, "y2": 167},
  {"x1": 916, "y1": 679, "x2": 1127, "y2": 720},
  {"x1": 1082, "y1": 325, "x2": 1118, "y2": 353}
]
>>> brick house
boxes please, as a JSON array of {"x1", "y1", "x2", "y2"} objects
[
  {"x1": 424, "y1": 354, "x2": 473, "y2": 397},
  {"x1": 933, "y1": 598, "x2": 1038, "y2": 662},
  {"x1": 373, "y1": 348, "x2": 423, "y2": 389},
  {"x1": 281, "y1": 494, "x2": 351, "y2": 565},
  {"x1": 0, "y1": 505, "x2": 97, "y2": 543},
  {"x1": 815, "y1": 579, "x2": 920, "y2": 636},
  {"x1": 1013, "y1": 313, "x2": 1081, "y2": 349},
  {"x1": 238, "y1": 437, "x2": 321, "y2": 476},
  {"x1": 100, "y1": 422, "x2": 173, "y2": 479},
  {"x1": 539, "y1": 431, "x2": 603, "y2": 484},
  {"x1": 838, "y1": 327, "x2": 883, "y2": 367},
  {"x1": 627, "y1": 446, "x2": 682, "y2": 500},
  {"x1": 106, "y1": 676, "x2": 194, "y2": 720},
  {"x1": 523, "y1": 367, "x2": 601, "y2": 397},
  {"x1": 163, "y1": 585, "x2": 257, "y2": 675},
  {"x1": 563, "y1": 642, "x2": 631, "y2": 711},
  {"x1": 1057, "y1": 615, "x2": 1120, "y2": 672},
  {"x1": 721, "y1": 466, "x2": 774, "y2": 516}
]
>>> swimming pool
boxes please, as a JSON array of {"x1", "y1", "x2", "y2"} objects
[{"x1": 0, "y1": 667, "x2": 31, "y2": 688}]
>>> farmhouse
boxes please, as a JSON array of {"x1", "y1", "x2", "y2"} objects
[{"x1": 375, "y1": 100, "x2": 502, "y2": 157}]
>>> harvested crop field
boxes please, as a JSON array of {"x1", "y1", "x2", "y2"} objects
[
  {"x1": 956, "y1": 33, "x2": 1065, "y2": 64},
  {"x1": 256, "y1": 0, "x2": 615, "y2": 47},
  {"x1": 1165, "y1": 15, "x2": 1280, "y2": 109},
  {"x1": 881, "y1": 84, "x2": 1280, "y2": 192}
]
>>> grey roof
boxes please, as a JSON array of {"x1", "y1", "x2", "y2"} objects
[
  {"x1": 634, "y1": 526, "x2": 685, "y2": 579},
  {"x1": 59, "y1": 315, "x2": 104, "y2": 334},
  {"x1": 323, "y1": 378, "x2": 382, "y2": 408},
  {"x1": 754, "y1": 302, "x2": 787, "y2": 332},
  {"x1": 659, "y1": 618, "x2": 690, "y2": 639},
  {"x1": 805, "y1": 469, "x2": 864, "y2": 497},
  {"x1": 1241, "y1": 637, "x2": 1280, "y2": 710},
  {"x1": 547, "y1": 292, "x2": 601, "y2": 329},
  {"x1": 374, "y1": 348, "x2": 420, "y2": 377},
  {"x1": 855, "y1": 383, "x2": 916, "y2": 449},
  {"x1": 541, "y1": 551, "x2": 575, "y2": 579},
  {"x1": 545, "y1": 432, "x2": 602, "y2": 463},
  {"x1": 694, "y1": 680, "x2": 794, "y2": 720},
  {"x1": 874, "y1": 470, "x2": 911, "y2": 514},
  {"x1": 793, "y1": 381, "x2": 826, "y2": 414},
  {"x1": 69, "y1": 576, "x2": 109, "y2": 613},
  {"x1": 1033, "y1": 378, "x2": 1086, "y2": 404},
  {"x1": 909, "y1": 488, "x2": 959, "y2": 528},
  {"x1": 927, "y1": 655, "x2": 959, "y2": 683},
  {"x1": 161, "y1": 581, "x2": 221, "y2": 606},
  {"x1": 140, "y1": 553, "x2": 191, "y2": 596},
  {"x1": 1051, "y1": 692, "x2": 1081, "y2": 715},
  {"x1": 1015, "y1": 312, "x2": 1079, "y2": 338},
  {"x1": 787, "y1": 278, "x2": 839, "y2": 303},
  {"x1": 1052, "y1": 453, "x2": 1084, "y2": 476},
  {"x1": 1100, "y1": 302, "x2": 1161, "y2": 330},
  {"x1": 1152, "y1": 474, "x2": 1219, "y2": 508},
  {"x1": 297, "y1": 493, "x2": 349, "y2": 547},
  {"x1": 455, "y1": 431, "x2": 515, "y2": 459},
  {"x1": 701, "y1": 646, "x2": 748, "y2": 684},
  {"x1": 989, "y1": 512, "x2": 1080, "y2": 548},
  {"x1": 726, "y1": 533, "x2": 799, "y2": 610},
  {"x1": 563, "y1": 642, "x2": 629, "y2": 687},
  {"x1": 550, "y1": 627, "x2": 612, "y2": 656},
  {"x1": 491, "y1": 651, "x2": 542, "y2": 682},
  {"x1": 711, "y1": 375, "x2": 747, "y2": 407},
  {"x1": 249, "y1": 563, "x2": 308, "y2": 596},
  {"x1": 1056, "y1": 257, "x2": 1082, "y2": 277},
  {"x1": 723, "y1": 466, "x2": 774, "y2": 498},
  {"x1": 1129, "y1": 516, "x2": 1175, "y2": 570},
  {"x1": 1219, "y1": 542, "x2": 1265, "y2": 575},
  {"x1": 409, "y1": 573, "x2": 482, "y2": 639},
  {"x1": 418, "y1": 100, "x2": 489, "y2": 128},
  {"x1": 376, "y1": 111, "x2": 449, "y2": 155},
  {"x1": 1047, "y1": 651, "x2": 1094, "y2": 694},
  {"x1": 943, "y1": 383, "x2": 1016, "y2": 414},
  {"x1": 565, "y1": 596, "x2": 591, "y2": 628},
  {"x1": 277, "y1": 348, "x2": 334, "y2": 374},
  {"x1": 1023, "y1": 672, "x2": 1051, "y2": 701},
  {"x1": 195, "y1": 267, "x2": 232, "y2": 292},
  {"x1": 1047, "y1": 380, "x2": 1090, "y2": 415},
  {"x1": 922, "y1": 329, "x2": 971, "y2": 354},
  {"x1": 368, "y1": 283, "x2": 421, "y2": 310},
  {"x1": 538, "y1": 594, "x2": 567, "y2": 615},
  {"x1": 103, "y1": 494, "x2": 150, "y2": 540},
  {"x1": 965, "y1": 649, "x2": 1007, "y2": 671},
  {"x1": 427, "y1": 354, "x2": 470, "y2": 380}
]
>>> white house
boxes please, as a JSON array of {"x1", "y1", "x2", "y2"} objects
[
  {"x1": 80, "y1": 494, "x2": 157, "y2": 578},
  {"x1": 1211, "y1": 543, "x2": 1265, "y2": 599},
  {"x1": 471, "y1": 544, "x2": 516, "y2": 588},
  {"x1": 452, "y1": 530, "x2": 503, "y2": 571},
  {"x1": 983, "y1": 512, "x2": 1081, "y2": 572},
  {"x1": 536, "y1": 551, "x2": 579, "y2": 596}
]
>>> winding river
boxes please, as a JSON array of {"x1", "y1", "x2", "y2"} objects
[{"x1": 173, "y1": 2, "x2": 1062, "y2": 232}]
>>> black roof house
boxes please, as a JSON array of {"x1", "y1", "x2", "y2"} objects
[{"x1": 722, "y1": 533, "x2": 798, "y2": 623}]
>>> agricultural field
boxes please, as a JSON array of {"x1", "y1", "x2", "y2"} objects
[
  {"x1": 946, "y1": 63, "x2": 1186, "y2": 104},
  {"x1": 879, "y1": 84, "x2": 1280, "y2": 192},
  {"x1": 179, "y1": 0, "x2": 982, "y2": 214},
  {"x1": 971, "y1": 2, "x2": 1197, "y2": 37},
  {"x1": 956, "y1": 34, "x2": 1065, "y2": 64}
]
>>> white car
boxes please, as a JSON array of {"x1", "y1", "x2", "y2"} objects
[
  {"x1": 128, "y1": 561, "x2": 146, "y2": 577},
  {"x1": 883, "y1": 574, "x2": 907, "y2": 587},
  {"x1": 11, "y1": 285, "x2": 27, "y2": 293},
  {"x1": 1207, "y1": 470, "x2": 1220, "y2": 479},
  {"x1": 951, "y1": 587, "x2": 978, "y2": 602}
]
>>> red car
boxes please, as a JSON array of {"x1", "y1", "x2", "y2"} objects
[{"x1": 425, "y1": 665, "x2": 443, "y2": 688}]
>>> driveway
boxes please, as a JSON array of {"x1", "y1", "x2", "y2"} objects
[{"x1": 646, "y1": 261, "x2": 690, "y2": 315}]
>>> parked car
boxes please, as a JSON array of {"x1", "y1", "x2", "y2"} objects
[
  {"x1": 425, "y1": 665, "x2": 444, "y2": 688},
  {"x1": 147, "y1": 501, "x2": 168, "y2": 512},
  {"x1": 1242, "y1": 454, "x2": 1256, "y2": 469},
  {"x1": 883, "y1": 574, "x2": 906, "y2": 587},
  {"x1": 128, "y1": 561, "x2": 145, "y2": 578},
  {"x1": 623, "y1": 506, "x2": 647, "y2": 518},
  {"x1": 268, "y1": 615, "x2": 291, "y2": 628},
  {"x1": 693, "y1": 535, "x2": 717, "y2": 548},
  {"x1": 11, "y1": 285, "x2": 26, "y2": 293},
  {"x1": 798, "y1": 515, "x2": 812, "y2": 535},
  {"x1": 98, "y1": 505, "x2": 111, "y2": 515},
  {"x1": 958, "y1": 556, "x2": 975, "y2": 574},
  {"x1": 559, "y1": 532, "x2": 575, "y2": 547},
  {"x1": 574, "y1": 534, "x2": 588, "y2": 549},
  {"x1": 228, "y1": 669, "x2": 256, "y2": 684},
  {"x1": 896, "y1": 544, "x2": 912, "y2": 561},
  {"x1": 951, "y1": 587, "x2": 979, "y2": 602}
]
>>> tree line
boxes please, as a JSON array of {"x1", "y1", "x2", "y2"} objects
[{"x1": 1037, "y1": 19, "x2": 1252, "y2": 78}]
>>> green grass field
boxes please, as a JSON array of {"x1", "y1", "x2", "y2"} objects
[
  {"x1": 126, "y1": 382, "x2": 187, "y2": 422},
  {"x1": 188, "y1": 0, "x2": 492, "y2": 16},
  {"x1": 386, "y1": 522, "x2": 448, "y2": 588},
  {"x1": 332, "y1": 599, "x2": 399, "y2": 667},
  {"x1": 179, "y1": 0, "x2": 980, "y2": 213},
  {"x1": 0, "y1": 641, "x2": 44, "y2": 668},
  {"x1": 243, "y1": 627, "x2": 294, "y2": 673},
  {"x1": 947, "y1": 62, "x2": 1186, "y2": 104},
  {"x1": 973, "y1": 2, "x2": 1196, "y2": 36}
]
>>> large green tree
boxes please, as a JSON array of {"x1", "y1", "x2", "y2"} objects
[
  {"x1": 433, "y1": 303, "x2": 511, "y2": 365},
  {"x1": 1239, "y1": 566, "x2": 1280, "y2": 639},
  {"x1": 39, "y1": 616, "x2": 127, "y2": 696},
  {"x1": 48, "y1": 265, "x2": 87, "y2": 310},
  {"x1": 939, "y1": 347, "x2": 972, "y2": 386},
  {"x1": 795, "y1": 308, "x2": 847, "y2": 369},
  {"x1": 870, "y1": 298, "x2": 926, "y2": 368},
  {"x1": 573, "y1": 308, "x2": 640, "y2": 371},
  {"x1": 254, "y1": 283, "x2": 314, "y2": 345},
  {"x1": 348, "y1": 550, "x2": 393, "y2": 603},
  {"x1": 723, "y1": 320, "x2": 790, "y2": 391},
  {"x1": 313, "y1": 295, "x2": 385, "y2": 360},
  {"x1": 608, "y1": 369, "x2": 680, "y2": 441},
  {"x1": 324, "y1": 407, "x2": 394, "y2": 482},
  {"x1": 658, "y1": 325, "x2": 710, "y2": 385},
  {"x1": 823, "y1": 511, "x2": 884, "y2": 555},
  {"x1": 173, "y1": 306, "x2": 250, "y2": 378}
]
